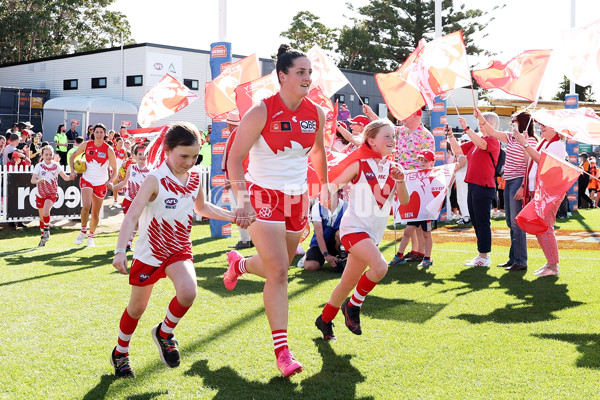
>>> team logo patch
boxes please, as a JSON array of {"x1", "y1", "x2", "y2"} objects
[
  {"x1": 258, "y1": 207, "x2": 273, "y2": 219},
  {"x1": 365, "y1": 171, "x2": 376, "y2": 181},
  {"x1": 165, "y1": 198, "x2": 178, "y2": 209},
  {"x1": 97, "y1": 152, "x2": 107, "y2": 158},
  {"x1": 41, "y1": 171, "x2": 47, "y2": 176},
  {"x1": 300, "y1": 120, "x2": 317, "y2": 133},
  {"x1": 271, "y1": 121, "x2": 292, "y2": 132},
  {"x1": 88, "y1": 150, "x2": 94, "y2": 156},
  {"x1": 139, "y1": 273, "x2": 150, "y2": 283}
]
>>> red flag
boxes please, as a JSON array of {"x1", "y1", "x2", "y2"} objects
[
  {"x1": 515, "y1": 151, "x2": 580, "y2": 234},
  {"x1": 375, "y1": 31, "x2": 470, "y2": 121},
  {"x1": 532, "y1": 107, "x2": 600, "y2": 145},
  {"x1": 205, "y1": 55, "x2": 261, "y2": 119},
  {"x1": 306, "y1": 87, "x2": 337, "y2": 148},
  {"x1": 234, "y1": 73, "x2": 280, "y2": 118},
  {"x1": 144, "y1": 125, "x2": 171, "y2": 169},
  {"x1": 306, "y1": 45, "x2": 349, "y2": 97},
  {"x1": 138, "y1": 74, "x2": 199, "y2": 128},
  {"x1": 473, "y1": 50, "x2": 552, "y2": 101}
]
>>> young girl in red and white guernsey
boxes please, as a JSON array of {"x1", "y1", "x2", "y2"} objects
[
  {"x1": 31, "y1": 145, "x2": 72, "y2": 247},
  {"x1": 112, "y1": 144, "x2": 151, "y2": 251},
  {"x1": 110, "y1": 122, "x2": 237, "y2": 378},
  {"x1": 69, "y1": 123, "x2": 119, "y2": 247},
  {"x1": 315, "y1": 120, "x2": 409, "y2": 341}
]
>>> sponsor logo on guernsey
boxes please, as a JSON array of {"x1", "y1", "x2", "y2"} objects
[
  {"x1": 132, "y1": 172, "x2": 136, "y2": 177},
  {"x1": 365, "y1": 171, "x2": 376, "y2": 180},
  {"x1": 41, "y1": 171, "x2": 46, "y2": 176},
  {"x1": 139, "y1": 273, "x2": 150, "y2": 282},
  {"x1": 165, "y1": 198, "x2": 178, "y2": 209},
  {"x1": 271, "y1": 121, "x2": 292, "y2": 132},
  {"x1": 97, "y1": 152, "x2": 107, "y2": 158},
  {"x1": 272, "y1": 110, "x2": 283, "y2": 119},
  {"x1": 300, "y1": 120, "x2": 317, "y2": 133},
  {"x1": 258, "y1": 207, "x2": 273, "y2": 218}
]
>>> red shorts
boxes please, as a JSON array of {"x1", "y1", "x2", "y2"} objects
[
  {"x1": 36, "y1": 196, "x2": 57, "y2": 209},
  {"x1": 341, "y1": 232, "x2": 371, "y2": 252},
  {"x1": 129, "y1": 252, "x2": 193, "y2": 286},
  {"x1": 248, "y1": 183, "x2": 308, "y2": 233},
  {"x1": 121, "y1": 198, "x2": 132, "y2": 214},
  {"x1": 80, "y1": 177, "x2": 107, "y2": 199}
]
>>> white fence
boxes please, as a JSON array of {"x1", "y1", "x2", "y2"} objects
[{"x1": 0, "y1": 164, "x2": 211, "y2": 223}]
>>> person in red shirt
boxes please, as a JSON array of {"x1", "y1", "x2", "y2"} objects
[{"x1": 447, "y1": 117, "x2": 500, "y2": 267}]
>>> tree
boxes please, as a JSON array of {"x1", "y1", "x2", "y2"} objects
[
  {"x1": 0, "y1": 0, "x2": 134, "y2": 65},
  {"x1": 343, "y1": 0, "x2": 500, "y2": 71},
  {"x1": 337, "y1": 21, "x2": 385, "y2": 71},
  {"x1": 280, "y1": 11, "x2": 338, "y2": 53},
  {"x1": 553, "y1": 76, "x2": 595, "y2": 102}
]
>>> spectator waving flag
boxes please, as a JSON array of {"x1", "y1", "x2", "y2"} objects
[
  {"x1": 234, "y1": 73, "x2": 280, "y2": 118},
  {"x1": 554, "y1": 19, "x2": 600, "y2": 87},
  {"x1": 472, "y1": 50, "x2": 552, "y2": 101},
  {"x1": 532, "y1": 108, "x2": 600, "y2": 145},
  {"x1": 306, "y1": 45, "x2": 349, "y2": 97},
  {"x1": 138, "y1": 74, "x2": 199, "y2": 128},
  {"x1": 376, "y1": 31, "x2": 471, "y2": 121},
  {"x1": 515, "y1": 151, "x2": 581, "y2": 235},
  {"x1": 205, "y1": 54, "x2": 261, "y2": 119},
  {"x1": 393, "y1": 163, "x2": 456, "y2": 223},
  {"x1": 307, "y1": 87, "x2": 338, "y2": 148}
]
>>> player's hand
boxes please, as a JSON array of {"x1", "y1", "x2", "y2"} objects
[
  {"x1": 390, "y1": 163, "x2": 406, "y2": 181},
  {"x1": 233, "y1": 202, "x2": 256, "y2": 229},
  {"x1": 70, "y1": 172, "x2": 77, "y2": 180},
  {"x1": 319, "y1": 183, "x2": 333, "y2": 210},
  {"x1": 113, "y1": 253, "x2": 128, "y2": 275}
]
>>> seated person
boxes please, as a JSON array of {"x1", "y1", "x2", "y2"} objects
[{"x1": 303, "y1": 196, "x2": 347, "y2": 271}]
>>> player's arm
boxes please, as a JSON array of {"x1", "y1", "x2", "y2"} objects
[
  {"x1": 106, "y1": 146, "x2": 119, "y2": 186},
  {"x1": 336, "y1": 123, "x2": 362, "y2": 146},
  {"x1": 227, "y1": 103, "x2": 266, "y2": 228},
  {"x1": 113, "y1": 164, "x2": 132, "y2": 191},
  {"x1": 69, "y1": 143, "x2": 86, "y2": 178},
  {"x1": 390, "y1": 163, "x2": 409, "y2": 205},
  {"x1": 193, "y1": 184, "x2": 235, "y2": 222},
  {"x1": 112, "y1": 175, "x2": 159, "y2": 274},
  {"x1": 58, "y1": 170, "x2": 71, "y2": 181},
  {"x1": 329, "y1": 161, "x2": 360, "y2": 192},
  {"x1": 31, "y1": 171, "x2": 40, "y2": 185},
  {"x1": 311, "y1": 106, "x2": 332, "y2": 209}
]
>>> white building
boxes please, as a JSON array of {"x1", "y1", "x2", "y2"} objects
[{"x1": 0, "y1": 43, "x2": 275, "y2": 133}]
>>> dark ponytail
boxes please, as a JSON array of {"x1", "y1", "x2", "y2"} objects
[{"x1": 275, "y1": 44, "x2": 307, "y2": 82}]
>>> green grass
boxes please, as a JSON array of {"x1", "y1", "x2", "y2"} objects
[{"x1": 1, "y1": 214, "x2": 600, "y2": 399}]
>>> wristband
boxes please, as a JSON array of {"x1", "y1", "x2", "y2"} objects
[
  {"x1": 114, "y1": 248, "x2": 126, "y2": 255},
  {"x1": 463, "y1": 126, "x2": 470, "y2": 132}
]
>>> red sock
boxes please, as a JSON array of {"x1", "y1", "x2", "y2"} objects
[
  {"x1": 234, "y1": 258, "x2": 247, "y2": 275},
  {"x1": 272, "y1": 329, "x2": 288, "y2": 358},
  {"x1": 80, "y1": 226, "x2": 87, "y2": 234},
  {"x1": 43, "y1": 216, "x2": 50, "y2": 225},
  {"x1": 40, "y1": 219, "x2": 45, "y2": 235},
  {"x1": 349, "y1": 273, "x2": 378, "y2": 307},
  {"x1": 321, "y1": 303, "x2": 340, "y2": 323},
  {"x1": 88, "y1": 231, "x2": 95, "y2": 238},
  {"x1": 116, "y1": 308, "x2": 140, "y2": 356},
  {"x1": 416, "y1": 252, "x2": 424, "y2": 257},
  {"x1": 159, "y1": 296, "x2": 191, "y2": 339},
  {"x1": 396, "y1": 252, "x2": 404, "y2": 258}
]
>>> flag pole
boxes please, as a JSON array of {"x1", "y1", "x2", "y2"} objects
[
  {"x1": 347, "y1": 81, "x2": 366, "y2": 106},
  {"x1": 449, "y1": 93, "x2": 461, "y2": 117}
]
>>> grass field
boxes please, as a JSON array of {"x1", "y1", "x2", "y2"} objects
[{"x1": 1, "y1": 210, "x2": 599, "y2": 399}]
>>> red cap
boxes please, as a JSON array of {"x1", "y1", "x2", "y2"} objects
[
  {"x1": 417, "y1": 149, "x2": 435, "y2": 162},
  {"x1": 349, "y1": 115, "x2": 370, "y2": 127},
  {"x1": 337, "y1": 121, "x2": 348, "y2": 130}
]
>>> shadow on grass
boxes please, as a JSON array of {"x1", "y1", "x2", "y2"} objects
[
  {"x1": 184, "y1": 340, "x2": 372, "y2": 400},
  {"x1": 364, "y1": 295, "x2": 447, "y2": 324},
  {"x1": 438, "y1": 266, "x2": 496, "y2": 297},
  {"x1": 533, "y1": 333, "x2": 600, "y2": 369},
  {"x1": 0, "y1": 249, "x2": 112, "y2": 287},
  {"x1": 385, "y1": 263, "x2": 446, "y2": 287},
  {"x1": 126, "y1": 392, "x2": 168, "y2": 400},
  {"x1": 452, "y1": 274, "x2": 584, "y2": 324},
  {"x1": 81, "y1": 374, "x2": 117, "y2": 400}
]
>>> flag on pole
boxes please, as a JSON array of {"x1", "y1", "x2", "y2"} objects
[
  {"x1": 472, "y1": 50, "x2": 552, "y2": 101},
  {"x1": 306, "y1": 87, "x2": 337, "y2": 148},
  {"x1": 554, "y1": 19, "x2": 600, "y2": 87},
  {"x1": 393, "y1": 163, "x2": 456, "y2": 222},
  {"x1": 375, "y1": 31, "x2": 471, "y2": 121},
  {"x1": 205, "y1": 54, "x2": 261, "y2": 119},
  {"x1": 515, "y1": 151, "x2": 581, "y2": 235},
  {"x1": 137, "y1": 74, "x2": 199, "y2": 128},
  {"x1": 306, "y1": 45, "x2": 349, "y2": 97},
  {"x1": 144, "y1": 125, "x2": 171, "y2": 169},
  {"x1": 532, "y1": 108, "x2": 600, "y2": 145},
  {"x1": 234, "y1": 73, "x2": 280, "y2": 118}
]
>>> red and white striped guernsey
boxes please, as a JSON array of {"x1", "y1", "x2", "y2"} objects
[
  {"x1": 32, "y1": 161, "x2": 64, "y2": 199},
  {"x1": 125, "y1": 164, "x2": 151, "y2": 201},
  {"x1": 503, "y1": 133, "x2": 539, "y2": 181},
  {"x1": 132, "y1": 163, "x2": 201, "y2": 267}
]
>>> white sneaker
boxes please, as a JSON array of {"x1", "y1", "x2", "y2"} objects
[
  {"x1": 468, "y1": 255, "x2": 491, "y2": 267},
  {"x1": 87, "y1": 237, "x2": 95, "y2": 247},
  {"x1": 297, "y1": 254, "x2": 306, "y2": 268},
  {"x1": 464, "y1": 256, "x2": 479, "y2": 266},
  {"x1": 75, "y1": 232, "x2": 86, "y2": 245}
]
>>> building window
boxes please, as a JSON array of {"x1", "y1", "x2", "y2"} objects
[
  {"x1": 126, "y1": 75, "x2": 143, "y2": 87},
  {"x1": 63, "y1": 79, "x2": 78, "y2": 90},
  {"x1": 184, "y1": 79, "x2": 199, "y2": 91},
  {"x1": 91, "y1": 77, "x2": 107, "y2": 89},
  {"x1": 333, "y1": 94, "x2": 345, "y2": 103},
  {"x1": 361, "y1": 96, "x2": 370, "y2": 105}
]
